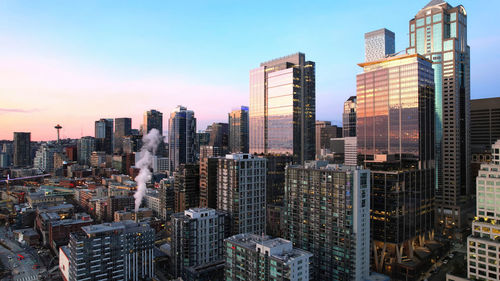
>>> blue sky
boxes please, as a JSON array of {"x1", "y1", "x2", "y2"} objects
[{"x1": 0, "y1": 0, "x2": 498, "y2": 140}]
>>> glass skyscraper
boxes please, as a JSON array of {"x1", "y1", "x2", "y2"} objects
[
  {"x1": 342, "y1": 96, "x2": 357, "y2": 137},
  {"x1": 357, "y1": 54, "x2": 435, "y2": 278},
  {"x1": 228, "y1": 106, "x2": 249, "y2": 153},
  {"x1": 143, "y1": 109, "x2": 163, "y2": 135},
  {"x1": 168, "y1": 105, "x2": 196, "y2": 172},
  {"x1": 95, "y1": 118, "x2": 114, "y2": 154},
  {"x1": 249, "y1": 52, "x2": 315, "y2": 164},
  {"x1": 407, "y1": 0, "x2": 471, "y2": 235}
]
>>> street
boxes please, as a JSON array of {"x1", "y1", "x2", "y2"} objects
[{"x1": 0, "y1": 226, "x2": 45, "y2": 281}]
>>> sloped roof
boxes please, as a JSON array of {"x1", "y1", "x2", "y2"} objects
[{"x1": 424, "y1": 0, "x2": 446, "y2": 9}]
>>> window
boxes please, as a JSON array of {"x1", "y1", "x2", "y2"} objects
[{"x1": 433, "y1": 14, "x2": 442, "y2": 22}]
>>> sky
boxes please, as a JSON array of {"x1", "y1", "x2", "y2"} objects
[{"x1": 0, "y1": 0, "x2": 498, "y2": 141}]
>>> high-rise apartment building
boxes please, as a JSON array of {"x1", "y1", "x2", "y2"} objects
[
  {"x1": 315, "y1": 121, "x2": 342, "y2": 158},
  {"x1": 249, "y1": 52, "x2": 315, "y2": 164},
  {"x1": 168, "y1": 105, "x2": 196, "y2": 172},
  {"x1": 171, "y1": 208, "x2": 230, "y2": 280},
  {"x1": 34, "y1": 143, "x2": 59, "y2": 173},
  {"x1": 174, "y1": 163, "x2": 200, "y2": 213},
  {"x1": 159, "y1": 177, "x2": 175, "y2": 220},
  {"x1": 13, "y1": 132, "x2": 31, "y2": 167},
  {"x1": 407, "y1": 0, "x2": 471, "y2": 233},
  {"x1": 343, "y1": 96, "x2": 357, "y2": 137},
  {"x1": 467, "y1": 139, "x2": 500, "y2": 281},
  {"x1": 364, "y1": 28, "x2": 395, "y2": 62},
  {"x1": 114, "y1": 117, "x2": 132, "y2": 153},
  {"x1": 217, "y1": 153, "x2": 266, "y2": 235},
  {"x1": 63, "y1": 221, "x2": 154, "y2": 281},
  {"x1": 77, "y1": 136, "x2": 96, "y2": 166},
  {"x1": 357, "y1": 54, "x2": 435, "y2": 278},
  {"x1": 229, "y1": 106, "x2": 249, "y2": 154},
  {"x1": 284, "y1": 162, "x2": 370, "y2": 281},
  {"x1": 225, "y1": 233, "x2": 313, "y2": 281},
  {"x1": 143, "y1": 109, "x2": 163, "y2": 135}
]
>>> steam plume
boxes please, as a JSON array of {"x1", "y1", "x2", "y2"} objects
[{"x1": 134, "y1": 129, "x2": 162, "y2": 212}]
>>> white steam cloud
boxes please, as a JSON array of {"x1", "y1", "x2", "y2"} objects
[{"x1": 134, "y1": 129, "x2": 162, "y2": 212}]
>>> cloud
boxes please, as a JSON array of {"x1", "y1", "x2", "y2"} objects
[{"x1": 0, "y1": 108, "x2": 40, "y2": 114}]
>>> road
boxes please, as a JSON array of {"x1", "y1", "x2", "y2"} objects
[{"x1": 0, "y1": 226, "x2": 45, "y2": 281}]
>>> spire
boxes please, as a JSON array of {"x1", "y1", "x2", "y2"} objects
[{"x1": 423, "y1": 0, "x2": 446, "y2": 9}]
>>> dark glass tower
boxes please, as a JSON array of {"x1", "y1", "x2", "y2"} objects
[
  {"x1": 13, "y1": 132, "x2": 31, "y2": 167},
  {"x1": 343, "y1": 96, "x2": 357, "y2": 137},
  {"x1": 168, "y1": 105, "x2": 196, "y2": 172},
  {"x1": 249, "y1": 52, "x2": 315, "y2": 164},
  {"x1": 114, "y1": 117, "x2": 132, "y2": 153},
  {"x1": 407, "y1": 0, "x2": 471, "y2": 234},
  {"x1": 143, "y1": 109, "x2": 163, "y2": 135},
  {"x1": 94, "y1": 118, "x2": 114, "y2": 154}
]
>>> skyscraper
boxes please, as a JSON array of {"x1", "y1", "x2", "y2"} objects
[
  {"x1": 407, "y1": 0, "x2": 471, "y2": 234},
  {"x1": 364, "y1": 28, "x2": 395, "y2": 62},
  {"x1": 77, "y1": 136, "x2": 96, "y2": 166},
  {"x1": 470, "y1": 97, "x2": 500, "y2": 154},
  {"x1": 13, "y1": 132, "x2": 31, "y2": 167},
  {"x1": 173, "y1": 163, "x2": 200, "y2": 213},
  {"x1": 95, "y1": 118, "x2": 114, "y2": 154},
  {"x1": 315, "y1": 121, "x2": 342, "y2": 159},
  {"x1": 199, "y1": 157, "x2": 219, "y2": 209},
  {"x1": 342, "y1": 96, "x2": 357, "y2": 137},
  {"x1": 228, "y1": 106, "x2": 249, "y2": 153},
  {"x1": 114, "y1": 117, "x2": 132, "y2": 153},
  {"x1": 357, "y1": 53, "x2": 435, "y2": 277},
  {"x1": 467, "y1": 140, "x2": 500, "y2": 281},
  {"x1": 143, "y1": 109, "x2": 163, "y2": 135},
  {"x1": 171, "y1": 208, "x2": 230, "y2": 280},
  {"x1": 217, "y1": 153, "x2": 266, "y2": 235},
  {"x1": 249, "y1": 52, "x2": 316, "y2": 164},
  {"x1": 168, "y1": 105, "x2": 196, "y2": 172},
  {"x1": 208, "y1": 122, "x2": 229, "y2": 153},
  {"x1": 284, "y1": 162, "x2": 370, "y2": 281}
]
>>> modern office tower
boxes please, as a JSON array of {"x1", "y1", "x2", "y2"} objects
[
  {"x1": 169, "y1": 105, "x2": 196, "y2": 172},
  {"x1": 217, "y1": 153, "x2": 266, "y2": 235},
  {"x1": 315, "y1": 121, "x2": 342, "y2": 158},
  {"x1": 343, "y1": 96, "x2": 357, "y2": 137},
  {"x1": 225, "y1": 234, "x2": 313, "y2": 281},
  {"x1": 171, "y1": 208, "x2": 230, "y2": 280},
  {"x1": 199, "y1": 157, "x2": 219, "y2": 209},
  {"x1": 65, "y1": 221, "x2": 154, "y2": 281},
  {"x1": 114, "y1": 117, "x2": 132, "y2": 153},
  {"x1": 229, "y1": 106, "x2": 249, "y2": 153},
  {"x1": 249, "y1": 52, "x2": 316, "y2": 164},
  {"x1": 264, "y1": 154, "x2": 294, "y2": 206},
  {"x1": 33, "y1": 143, "x2": 58, "y2": 173},
  {"x1": 13, "y1": 132, "x2": 31, "y2": 167},
  {"x1": 208, "y1": 122, "x2": 229, "y2": 149},
  {"x1": 174, "y1": 163, "x2": 200, "y2": 213},
  {"x1": 357, "y1": 54, "x2": 435, "y2": 278},
  {"x1": 471, "y1": 98, "x2": 500, "y2": 153},
  {"x1": 159, "y1": 177, "x2": 175, "y2": 220},
  {"x1": 467, "y1": 139, "x2": 500, "y2": 281},
  {"x1": 364, "y1": 28, "x2": 395, "y2": 62},
  {"x1": 407, "y1": 1, "x2": 471, "y2": 233},
  {"x1": 95, "y1": 118, "x2": 114, "y2": 154},
  {"x1": 143, "y1": 109, "x2": 163, "y2": 135},
  {"x1": 77, "y1": 136, "x2": 96, "y2": 166},
  {"x1": 284, "y1": 162, "x2": 370, "y2": 281}
]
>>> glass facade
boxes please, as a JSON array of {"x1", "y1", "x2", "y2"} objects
[
  {"x1": 168, "y1": 106, "x2": 196, "y2": 172},
  {"x1": 249, "y1": 53, "x2": 315, "y2": 164},
  {"x1": 407, "y1": 2, "x2": 471, "y2": 231}
]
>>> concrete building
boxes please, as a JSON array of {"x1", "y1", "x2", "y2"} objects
[
  {"x1": 77, "y1": 136, "x2": 96, "y2": 166},
  {"x1": 217, "y1": 153, "x2": 266, "y2": 235},
  {"x1": 114, "y1": 208, "x2": 153, "y2": 222},
  {"x1": 407, "y1": 0, "x2": 471, "y2": 234},
  {"x1": 159, "y1": 177, "x2": 175, "y2": 220},
  {"x1": 249, "y1": 52, "x2": 316, "y2": 164},
  {"x1": 169, "y1": 105, "x2": 196, "y2": 171},
  {"x1": 364, "y1": 28, "x2": 395, "y2": 62},
  {"x1": 284, "y1": 162, "x2": 370, "y2": 281},
  {"x1": 225, "y1": 233, "x2": 313, "y2": 281},
  {"x1": 199, "y1": 157, "x2": 219, "y2": 209},
  {"x1": 171, "y1": 208, "x2": 230, "y2": 280},
  {"x1": 228, "y1": 106, "x2": 249, "y2": 153},
  {"x1": 34, "y1": 143, "x2": 59, "y2": 173},
  {"x1": 315, "y1": 121, "x2": 342, "y2": 159},
  {"x1": 65, "y1": 221, "x2": 154, "y2": 281},
  {"x1": 13, "y1": 132, "x2": 31, "y2": 167},
  {"x1": 467, "y1": 139, "x2": 500, "y2": 281}
]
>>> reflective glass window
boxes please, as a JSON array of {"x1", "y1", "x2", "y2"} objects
[
  {"x1": 450, "y1": 12, "x2": 456, "y2": 21},
  {"x1": 416, "y1": 28, "x2": 425, "y2": 54},
  {"x1": 433, "y1": 24, "x2": 442, "y2": 52},
  {"x1": 416, "y1": 18, "x2": 425, "y2": 27},
  {"x1": 444, "y1": 40, "x2": 453, "y2": 51},
  {"x1": 433, "y1": 14, "x2": 442, "y2": 22},
  {"x1": 450, "y1": 22, "x2": 456, "y2": 38}
]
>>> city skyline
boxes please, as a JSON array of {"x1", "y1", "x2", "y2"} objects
[{"x1": 0, "y1": 0, "x2": 496, "y2": 141}]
